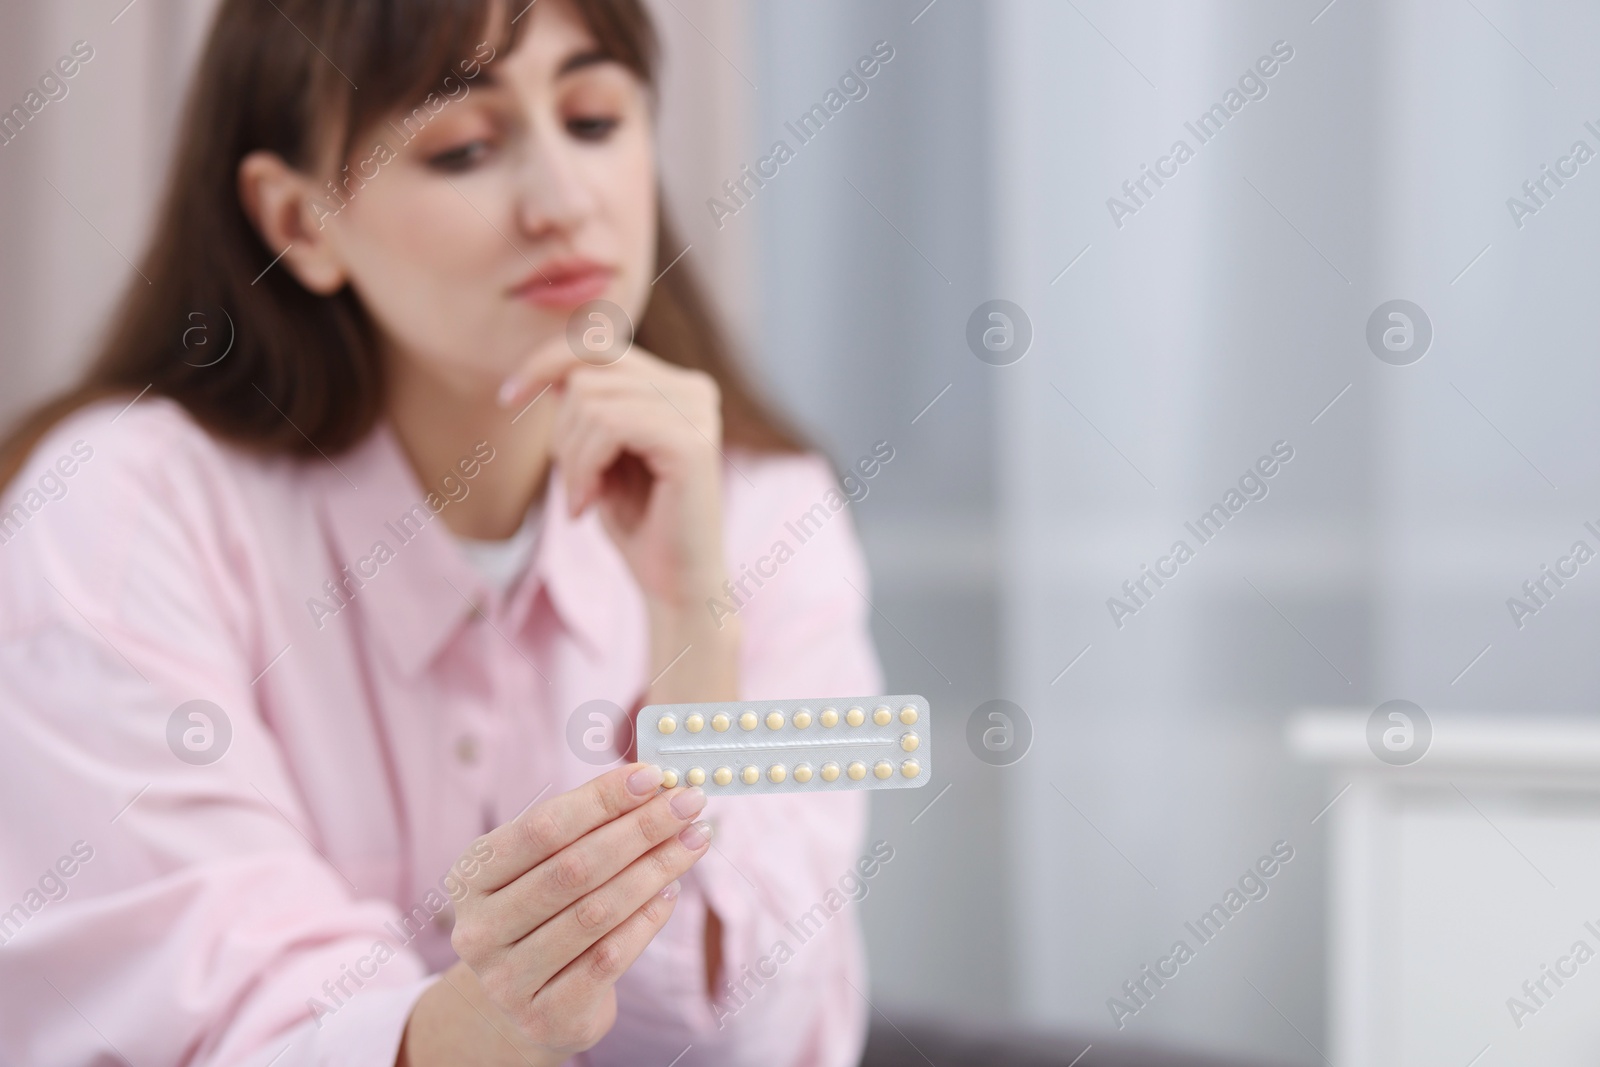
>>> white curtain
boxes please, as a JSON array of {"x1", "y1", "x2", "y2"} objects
[{"x1": 992, "y1": 0, "x2": 1600, "y2": 1061}]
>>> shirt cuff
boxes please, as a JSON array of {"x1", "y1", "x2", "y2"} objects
[{"x1": 278, "y1": 974, "x2": 435, "y2": 1067}]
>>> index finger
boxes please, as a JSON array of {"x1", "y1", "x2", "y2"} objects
[
  {"x1": 467, "y1": 762, "x2": 664, "y2": 894},
  {"x1": 496, "y1": 338, "x2": 587, "y2": 410},
  {"x1": 497, "y1": 303, "x2": 642, "y2": 409}
]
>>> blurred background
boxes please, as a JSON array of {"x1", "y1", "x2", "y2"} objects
[{"x1": 8, "y1": 1, "x2": 1600, "y2": 1065}]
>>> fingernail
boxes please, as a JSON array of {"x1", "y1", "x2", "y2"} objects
[
  {"x1": 627, "y1": 764, "x2": 663, "y2": 795},
  {"x1": 496, "y1": 377, "x2": 522, "y2": 408},
  {"x1": 668, "y1": 786, "x2": 706, "y2": 820},
  {"x1": 660, "y1": 878, "x2": 681, "y2": 901},
  {"x1": 678, "y1": 820, "x2": 713, "y2": 849}
]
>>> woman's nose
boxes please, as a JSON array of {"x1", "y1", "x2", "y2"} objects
[{"x1": 513, "y1": 125, "x2": 597, "y2": 238}]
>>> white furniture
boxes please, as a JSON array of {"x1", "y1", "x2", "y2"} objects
[{"x1": 1290, "y1": 710, "x2": 1600, "y2": 1067}]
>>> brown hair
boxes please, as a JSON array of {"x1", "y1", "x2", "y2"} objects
[{"x1": 0, "y1": 0, "x2": 803, "y2": 490}]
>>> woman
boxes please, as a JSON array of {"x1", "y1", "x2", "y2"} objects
[{"x1": 0, "y1": 1, "x2": 881, "y2": 1064}]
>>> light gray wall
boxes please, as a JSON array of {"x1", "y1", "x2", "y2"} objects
[{"x1": 0, "y1": 0, "x2": 216, "y2": 424}]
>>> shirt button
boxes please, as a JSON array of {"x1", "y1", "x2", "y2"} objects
[{"x1": 455, "y1": 734, "x2": 479, "y2": 765}]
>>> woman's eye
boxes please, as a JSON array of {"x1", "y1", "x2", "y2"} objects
[
  {"x1": 427, "y1": 139, "x2": 494, "y2": 172},
  {"x1": 567, "y1": 115, "x2": 619, "y2": 141}
]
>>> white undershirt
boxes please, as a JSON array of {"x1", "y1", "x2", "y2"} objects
[{"x1": 452, "y1": 503, "x2": 544, "y2": 595}]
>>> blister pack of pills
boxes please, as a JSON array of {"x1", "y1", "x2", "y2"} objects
[{"x1": 636, "y1": 695, "x2": 931, "y2": 795}]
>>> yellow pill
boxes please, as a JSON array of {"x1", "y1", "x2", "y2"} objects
[
  {"x1": 874, "y1": 760, "x2": 893, "y2": 779},
  {"x1": 820, "y1": 707, "x2": 839, "y2": 727},
  {"x1": 657, "y1": 715, "x2": 676, "y2": 734},
  {"x1": 768, "y1": 764, "x2": 787, "y2": 783},
  {"x1": 712, "y1": 713, "x2": 731, "y2": 732},
  {"x1": 899, "y1": 705, "x2": 919, "y2": 725},
  {"x1": 847, "y1": 760, "x2": 867, "y2": 780},
  {"x1": 820, "y1": 761, "x2": 841, "y2": 782},
  {"x1": 901, "y1": 732, "x2": 920, "y2": 752},
  {"x1": 766, "y1": 710, "x2": 785, "y2": 730},
  {"x1": 741, "y1": 764, "x2": 760, "y2": 785},
  {"x1": 739, "y1": 711, "x2": 758, "y2": 730},
  {"x1": 793, "y1": 709, "x2": 813, "y2": 729},
  {"x1": 873, "y1": 706, "x2": 892, "y2": 726},
  {"x1": 713, "y1": 766, "x2": 733, "y2": 786},
  {"x1": 846, "y1": 706, "x2": 865, "y2": 727},
  {"x1": 901, "y1": 759, "x2": 921, "y2": 778},
  {"x1": 794, "y1": 763, "x2": 813, "y2": 783},
  {"x1": 661, "y1": 769, "x2": 680, "y2": 788},
  {"x1": 685, "y1": 713, "x2": 705, "y2": 733},
  {"x1": 687, "y1": 767, "x2": 706, "y2": 786}
]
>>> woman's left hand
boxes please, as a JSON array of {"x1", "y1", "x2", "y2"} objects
[{"x1": 497, "y1": 341, "x2": 729, "y2": 621}]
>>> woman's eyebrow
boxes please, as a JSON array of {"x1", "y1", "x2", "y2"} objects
[
  {"x1": 557, "y1": 50, "x2": 616, "y2": 76},
  {"x1": 469, "y1": 50, "x2": 615, "y2": 90}
]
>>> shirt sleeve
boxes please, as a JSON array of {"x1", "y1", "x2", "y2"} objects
[
  {"x1": 582, "y1": 453, "x2": 884, "y2": 1067},
  {"x1": 0, "y1": 411, "x2": 433, "y2": 1067}
]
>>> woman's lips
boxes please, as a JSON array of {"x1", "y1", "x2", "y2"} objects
[{"x1": 514, "y1": 264, "x2": 614, "y2": 309}]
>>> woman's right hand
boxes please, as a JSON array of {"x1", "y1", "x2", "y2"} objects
[{"x1": 399, "y1": 762, "x2": 713, "y2": 1066}]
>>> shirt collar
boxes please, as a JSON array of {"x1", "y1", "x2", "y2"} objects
[
  {"x1": 508, "y1": 470, "x2": 635, "y2": 662},
  {"x1": 317, "y1": 422, "x2": 630, "y2": 678}
]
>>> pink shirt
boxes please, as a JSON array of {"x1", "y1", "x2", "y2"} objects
[{"x1": 0, "y1": 396, "x2": 882, "y2": 1067}]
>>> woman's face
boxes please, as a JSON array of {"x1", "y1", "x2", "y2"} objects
[{"x1": 313, "y1": 0, "x2": 657, "y2": 392}]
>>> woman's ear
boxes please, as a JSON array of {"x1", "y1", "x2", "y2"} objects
[{"x1": 236, "y1": 150, "x2": 348, "y2": 294}]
